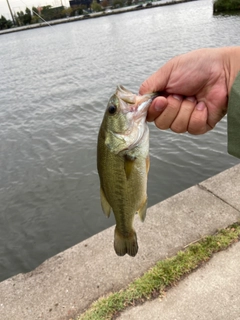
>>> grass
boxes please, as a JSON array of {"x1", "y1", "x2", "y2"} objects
[
  {"x1": 77, "y1": 222, "x2": 240, "y2": 320},
  {"x1": 213, "y1": 0, "x2": 240, "y2": 12}
]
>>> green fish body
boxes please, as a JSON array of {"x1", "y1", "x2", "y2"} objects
[{"x1": 97, "y1": 85, "x2": 154, "y2": 257}]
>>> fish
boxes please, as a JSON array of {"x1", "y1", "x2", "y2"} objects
[{"x1": 97, "y1": 85, "x2": 155, "y2": 257}]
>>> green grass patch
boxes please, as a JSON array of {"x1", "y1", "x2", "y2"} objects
[
  {"x1": 213, "y1": 0, "x2": 240, "y2": 12},
  {"x1": 77, "y1": 222, "x2": 240, "y2": 320}
]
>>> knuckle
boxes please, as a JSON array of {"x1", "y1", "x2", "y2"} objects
[
  {"x1": 167, "y1": 102, "x2": 180, "y2": 112},
  {"x1": 188, "y1": 126, "x2": 207, "y2": 135},
  {"x1": 139, "y1": 81, "x2": 150, "y2": 95},
  {"x1": 187, "y1": 107, "x2": 209, "y2": 134},
  {"x1": 188, "y1": 118, "x2": 208, "y2": 135},
  {"x1": 139, "y1": 81, "x2": 147, "y2": 92},
  {"x1": 170, "y1": 123, "x2": 187, "y2": 133},
  {"x1": 155, "y1": 118, "x2": 169, "y2": 130},
  {"x1": 171, "y1": 119, "x2": 187, "y2": 133}
]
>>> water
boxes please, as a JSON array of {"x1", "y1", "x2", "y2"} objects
[{"x1": 0, "y1": 0, "x2": 239, "y2": 281}]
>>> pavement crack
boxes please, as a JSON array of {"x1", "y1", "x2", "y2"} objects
[{"x1": 197, "y1": 184, "x2": 240, "y2": 213}]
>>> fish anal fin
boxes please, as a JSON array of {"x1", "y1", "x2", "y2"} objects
[
  {"x1": 137, "y1": 197, "x2": 148, "y2": 222},
  {"x1": 124, "y1": 154, "x2": 136, "y2": 180},
  {"x1": 100, "y1": 187, "x2": 111, "y2": 218},
  {"x1": 114, "y1": 227, "x2": 138, "y2": 257}
]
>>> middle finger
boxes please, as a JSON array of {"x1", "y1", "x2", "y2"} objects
[
  {"x1": 170, "y1": 96, "x2": 196, "y2": 133},
  {"x1": 154, "y1": 94, "x2": 183, "y2": 130}
]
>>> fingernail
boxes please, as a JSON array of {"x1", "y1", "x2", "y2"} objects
[
  {"x1": 153, "y1": 98, "x2": 167, "y2": 112},
  {"x1": 154, "y1": 104, "x2": 165, "y2": 112},
  {"x1": 186, "y1": 96, "x2": 196, "y2": 102},
  {"x1": 172, "y1": 94, "x2": 183, "y2": 101},
  {"x1": 196, "y1": 101, "x2": 205, "y2": 111}
]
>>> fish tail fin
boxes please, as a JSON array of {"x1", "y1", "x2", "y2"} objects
[{"x1": 114, "y1": 227, "x2": 138, "y2": 257}]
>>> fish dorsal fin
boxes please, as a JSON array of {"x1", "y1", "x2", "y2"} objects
[
  {"x1": 100, "y1": 187, "x2": 111, "y2": 217},
  {"x1": 124, "y1": 154, "x2": 136, "y2": 180},
  {"x1": 137, "y1": 198, "x2": 148, "y2": 222}
]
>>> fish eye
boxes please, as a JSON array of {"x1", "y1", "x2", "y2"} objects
[{"x1": 108, "y1": 105, "x2": 117, "y2": 115}]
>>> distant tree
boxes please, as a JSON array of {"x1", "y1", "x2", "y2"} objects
[
  {"x1": 31, "y1": 6, "x2": 40, "y2": 23},
  {"x1": 41, "y1": 5, "x2": 52, "y2": 20},
  {"x1": 91, "y1": 0, "x2": 103, "y2": 11},
  {"x1": 0, "y1": 15, "x2": 13, "y2": 29},
  {"x1": 23, "y1": 8, "x2": 31, "y2": 25},
  {"x1": 15, "y1": 7, "x2": 32, "y2": 25},
  {"x1": 112, "y1": 0, "x2": 124, "y2": 7},
  {"x1": 16, "y1": 11, "x2": 24, "y2": 26},
  {"x1": 41, "y1": 5, "x2": 66, "y2": 21},
  {"x1": 32, "y1": 6, "x2": 39, "y2": 16}
]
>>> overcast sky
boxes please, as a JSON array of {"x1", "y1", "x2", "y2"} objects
[{"x1": 0, "y1": 0, "x2": 70, "y2": 18}]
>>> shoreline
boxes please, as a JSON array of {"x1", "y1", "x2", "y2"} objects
[{"x1": 0, "y1": 0, "x2": 196, "y2": 35}]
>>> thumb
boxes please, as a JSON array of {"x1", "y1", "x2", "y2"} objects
[{"x1": 139, "y1": 62, "x2": 172, "y2": 95}]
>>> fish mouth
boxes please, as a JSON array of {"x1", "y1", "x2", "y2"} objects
[
  {"x1": 114, "y1": 86, "x2": 157, "y2": 150},
  {"x1": 116, "y1": 85, "x2": 156, "y2": 118},
  {"x1": 116, "y1": 85, "x2": 137, "y2": 104},
  {"x1": 113, "y1": 85, "x2": 154, "y2": 151}
]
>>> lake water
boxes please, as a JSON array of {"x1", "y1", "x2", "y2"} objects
[{"x1": 0, "y1": 0, "x2": 239, "y2": 281}]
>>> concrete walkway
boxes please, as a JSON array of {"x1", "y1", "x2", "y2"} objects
[{"x1": 0, "y1": 164, "x2": 240, "y2": 320}]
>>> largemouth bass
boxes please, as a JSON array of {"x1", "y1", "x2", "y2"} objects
[{"x1": 97, "y1": 85, "x2": 155, "y2": 257}]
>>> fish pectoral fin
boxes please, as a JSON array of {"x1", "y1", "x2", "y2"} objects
[
  {"x1": 100, "y1": 187, "x2": 111, "y2": 218},
  {"x1": 137, "y1": 197, "x2": 148, "y2": 222},
  {"x1": 124, "y1": 154, "x2": 136, "y2": 180}
]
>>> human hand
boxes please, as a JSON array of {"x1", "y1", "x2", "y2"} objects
[{"x1": 139, "y1": 47, "x2": 240, "y2": 134}]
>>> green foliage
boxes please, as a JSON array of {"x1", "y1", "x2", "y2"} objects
[
  {"x1": 214, "y1": 0, "x2": 240, "y2": 12},
  {"x1": 112, "y1": 0, "x2": 125, "y2": 8},
  {"x1": 0, "y1": 15, "x2": 13, "y2": 29},
  {"x1": 31, "y1": 7, "x2": 40, "y2": 23},
  {"x1": 77, "y1": 222, "x2": 240, "y2": 320},
  {"x1": 92, "y1": 0, "x2": 103, "y2": 12},
  {"x1": 32, "y1": 6, "x2": 39, "y2": 16},
  {"x1": 24, "y1": 8, "x2": 31, "y2": 25},
  {"x1": 15, "y1": 7, "x2": 32, "y2": 26},
  {"x1": 41, "y1": 5, "x2": 67, "y2": 21},
  {"x1": 15, "y1": 11, "x2": 23, "y2": 26}
]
